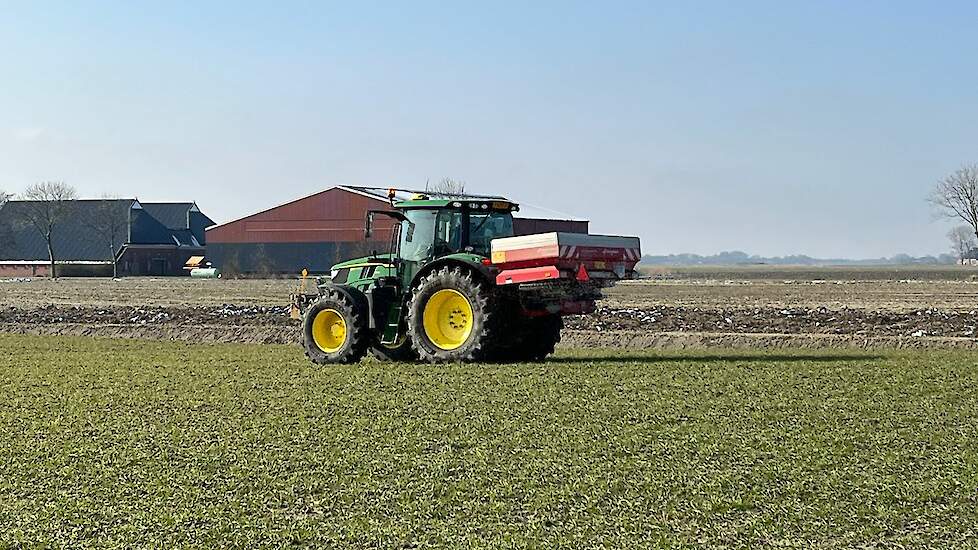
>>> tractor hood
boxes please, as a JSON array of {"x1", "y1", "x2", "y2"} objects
[
  {"x1": 327, "y1": 254, "x2": 397, "y2": 287},
  {"x1": 330, "y1": 254, "x2": 395, "y2": 272}
]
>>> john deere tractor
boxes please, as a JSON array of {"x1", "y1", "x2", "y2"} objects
[{"x1": 291, "y1": 189, "x2": 641, "y2": 364}]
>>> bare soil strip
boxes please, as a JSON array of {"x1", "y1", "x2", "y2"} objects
[
  {"x1": 4, "y1": 303, "x2": 977, "y2": 349},
  {"x1": 561, "y1": 330, "x2": 978, "y2": 351},
  {"x1": 571, "y1": 305, "x2": 978, "y2": 338},
  {"x1": 0, "y1": 323, "x2": 293, "y2": 345},
  {"x1": 7, "y1": 275, "x2": 978, "y2": 312}
]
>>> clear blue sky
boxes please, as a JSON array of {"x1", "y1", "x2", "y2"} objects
[{"x1": 2, "y1": 1, "x2": 975, "y2": 257}]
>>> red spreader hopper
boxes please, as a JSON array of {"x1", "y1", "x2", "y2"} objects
[{"x1": 490, "y1": 232, "x2": 642, "y2": 286}]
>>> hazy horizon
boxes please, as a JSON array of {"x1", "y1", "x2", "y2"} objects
[
  {"x1": 2, "y1": 2, "x2": 975, "y2": 258},
  {"x1": 641, "y1": 249, "x2": 958, "y2": 264}
]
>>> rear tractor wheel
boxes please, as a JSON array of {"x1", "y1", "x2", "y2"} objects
[
  {"x1": 301, "y1": 291, "x2": 369, "y2": 364},
  {"x1": 407, "y1": 266, "x2": 501, "y2": 362}
]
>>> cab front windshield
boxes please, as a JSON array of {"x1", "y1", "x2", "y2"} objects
[
  {"x1": 399, "y1": 208, "x2": 514, "y2": 261},
  {"x1": 468, "y1": 211, "x2": 513, "y2": 254}
]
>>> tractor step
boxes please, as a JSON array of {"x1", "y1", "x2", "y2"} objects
[{"x1": 380, "y1": 303, "x2": 403, "y2": 345}]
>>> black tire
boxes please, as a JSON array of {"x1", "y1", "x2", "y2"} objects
[
  {"x1": 407, "y1": 266, "x2": 501, "y2": 362},
  {"x1": 524, "y1": 315, "x2": 563, "y2": 361},
  {"x1": 494, "y1": 314, "x2": 563, "y2": 362},
  {"x1": 301, "y1": 290, "x2": 369, "y2": 365},
  {"x1": 369, "y1": 334, "x2": 419, "y2": 362}
]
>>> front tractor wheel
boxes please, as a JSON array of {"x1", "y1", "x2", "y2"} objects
[
  {"x1": 407, "y1": 266, "x2": 499, "y2": 362},
  {"x1": 302, "y1": 291, "x2": 368, "y2": 364}
]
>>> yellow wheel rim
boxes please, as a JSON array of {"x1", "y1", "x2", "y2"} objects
[
  {"x1": 311, "y1": 308, "x2": 347, "y2": 353},
  {"x1": 422, "y1": 289, "x2": 474, "y2": 350}
]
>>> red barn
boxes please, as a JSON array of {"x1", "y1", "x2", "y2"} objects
[{"x1": 205, "y1": 186, "x2": 588, "y2": 275}]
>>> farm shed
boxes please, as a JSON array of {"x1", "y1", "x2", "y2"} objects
[
  {"x1": 205, "y1": 186, "x2": 588, "y2": 275},
  {"x1": 0, "y1": 199, "x2": 214, "y2": 277},
  {"x1": 961, "y1": 248, "x2": 978, "y2": 266}
]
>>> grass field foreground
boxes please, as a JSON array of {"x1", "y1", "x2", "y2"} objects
[{"x1": 1, "y1": 335, "x2": 976, "y2": 547}]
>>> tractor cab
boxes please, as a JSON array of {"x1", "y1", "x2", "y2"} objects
[
  {"x1": 368, "y1": 194, "x2": 518, "y2": 274},
  {"x1": 398, "y1": 203, "x2": 515, "y2": 260},
  {"x1": 325, "y1": 195, "x2": 517, "y2": 295}
]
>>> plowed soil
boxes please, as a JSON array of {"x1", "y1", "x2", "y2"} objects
[{"x1": 3, "y1": 269, "x2": 978, "y2": 349}]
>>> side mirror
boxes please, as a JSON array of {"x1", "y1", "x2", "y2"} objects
[{"x1": 364, "y1": 209, "x2": 407, "y2": 240}]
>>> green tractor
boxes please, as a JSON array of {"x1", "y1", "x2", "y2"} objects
[{"x1": 291, "y1": 189, "x2": 641, "y2": 364}]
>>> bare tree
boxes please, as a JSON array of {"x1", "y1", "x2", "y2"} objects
[
  {"x1": 83, "y1": 196, "x2": 130, "y2": 278},
  {"x1": 931, "y1": 164, "x2": 978, "y2": 243},
  {"x1": 425, "y1": 177, "x2": 467, "y2": 197},
  {"x1": 17, "y1": 181, "x2": 78, "y2": 278},
  {"x1": 948, "y1": 225, "x2": 977, "y2": 262},
  {"x1": 0, "y1": 189, "x2": 10, "y2": 209}
]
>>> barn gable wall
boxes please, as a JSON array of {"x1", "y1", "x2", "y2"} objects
[{"x1": 206, "y1": 188, "x2": 397, "y2": 244}]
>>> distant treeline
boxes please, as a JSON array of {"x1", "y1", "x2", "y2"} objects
[{"x1": 641, "y1": 250, "x2": 958, "y2": 266}]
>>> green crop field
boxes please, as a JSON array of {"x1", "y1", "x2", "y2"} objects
[{"x1": 1, "y1": 335, "x2": 976, "y2": 548}]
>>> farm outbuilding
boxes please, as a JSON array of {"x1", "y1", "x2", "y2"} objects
[
  {"x1": 205, "y1": 186, "x2": 588, "y2": 275},
  {"x1": 961, "y1": 248, "x2": 978, "y2": 266},
  {"x1": 0, "y1": 199, "x2": 214, "y2": 277}
]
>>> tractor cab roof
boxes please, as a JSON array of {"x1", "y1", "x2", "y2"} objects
[
  {"x1": 338, "y1": 185, "x2": 521, "y2": 213},
  {"x1": 394, "y1": 194, "x2": 520, "y2": 213}
]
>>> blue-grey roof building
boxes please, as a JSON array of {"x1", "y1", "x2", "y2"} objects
[{"x1": 0, "y1": 199, "x2": 214, "y2": 277}]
